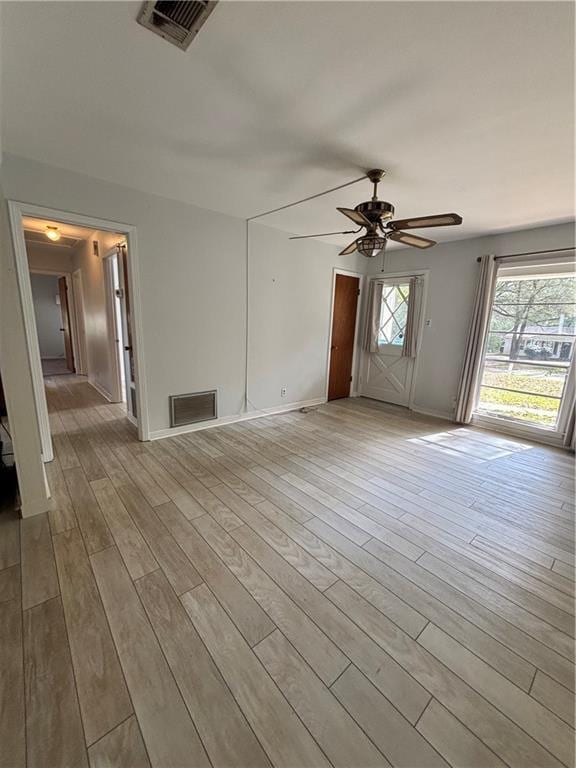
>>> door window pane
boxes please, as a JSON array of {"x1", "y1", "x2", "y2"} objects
[{"x1": 378, "y1": 283, "x2": 410, "y2": 346}]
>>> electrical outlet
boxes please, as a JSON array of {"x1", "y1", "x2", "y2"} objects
[
  {"x1": 281, "y1": 387, "x2": 287, "y2": 397},
  {"x1": 425, "y1": 318, "x2": 432, "y2": 327}
]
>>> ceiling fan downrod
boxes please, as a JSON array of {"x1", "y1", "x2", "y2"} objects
[{"x1": 366, "y1": 168, "x2": 385, "y2": 201}]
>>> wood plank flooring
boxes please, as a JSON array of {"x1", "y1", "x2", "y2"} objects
[{"x1": 1, "y1": 374, "x2": 574, "y2": 768}]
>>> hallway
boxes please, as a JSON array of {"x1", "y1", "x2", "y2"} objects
[{"x1": 1, "y1": 375, "x2": 574, "y2": 768}]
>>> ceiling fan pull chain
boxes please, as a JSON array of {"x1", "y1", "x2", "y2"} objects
[{"x1": 380, "y1": 247, "x2": 387, "y2": 273}]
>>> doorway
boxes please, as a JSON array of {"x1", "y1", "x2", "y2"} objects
[
  {"x1": 8, "y1": 201, "x2": 149, "y2": 463},
  {"x1": 360, "y1": 275, "x2": 425, "y2": 407},
  {"x1": 327, "y1": 271, "x2": 362, "y2": 401},
  {"x1": 29, "y1": 272, "x2": 76, "y2": 376}
]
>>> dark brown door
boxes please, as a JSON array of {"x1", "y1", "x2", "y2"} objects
[
  {"x1": 58, "y1": 276, "x2": 75, "y2": 372},
  {"x1": 328, "y1": 274, "x2": 359, "y2": 400}
]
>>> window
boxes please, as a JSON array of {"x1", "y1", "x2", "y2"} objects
[
  {"x1": 475, "y1": 271, "x2": 575, "y2": 428},
  {"x1": 378, "y1": 282, "x2": 410, "y2": 346}
]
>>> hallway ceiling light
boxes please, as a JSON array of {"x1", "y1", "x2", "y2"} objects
[{"x1": 45, "y1": 226, "x2": 61, "y2": 242}]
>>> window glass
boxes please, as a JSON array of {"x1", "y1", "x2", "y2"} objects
[
  {"x1": 476, "y1": 274, "x2": 576, "y2": 427},
  {"x1": 378, "y1": 283, "x2": 410, "y2": 346}
]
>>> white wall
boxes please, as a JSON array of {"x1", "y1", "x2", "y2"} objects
[
  {"x1": 0, "y1": 181, "x2": 50, "y2": 516},
  {"x1": 4, "y1": 152, "x2": 572, "y2": 445},
  {"x1": 27, "y1": 241, "x2": 73, "y2": 273},
  {"x1": 248, "y1": 221, "x2": 363, "y2": 410},
  {"x1": 1, "y1": 154, "x2": 352, "y2": 437},
  {"x1": 71, "y1": 231, "x2": 116, "y2": 398},
  {"x1": 1, "y1": 35, "x2": 51, "y2": 514},
  {"x1": 1, "y1": 155, "x2": 247, "y2": 432},
  {"x1": 365, "y1": 222, "x2": 575, "y2": 418},
  {"x1": 30, "y1": 273, "x2": 65, "y2": 358}
]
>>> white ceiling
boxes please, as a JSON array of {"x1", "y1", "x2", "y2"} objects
[
  {"x1": 22, "y1": 216, "x2": 94, "y2": 241},
  {"x1": 2, "y1": 1, "x2": 574, "y2": 247},
  {"x1": 23, "y1": 215, "x2": 95, "y2": 252}
]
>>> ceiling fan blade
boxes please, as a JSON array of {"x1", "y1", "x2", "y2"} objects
[
  {"x1": 388, "y1": 213, "x2": 462, "y2": 231},
  {"x1": 388, "y1": 231, "x2": 436, "y2": 249},
  {"x1": 339, "y1": 239, "x2": 359, "y2": 256},
  {"x1": 289, "y1": 229, "x2": 358, "y2": 241},
  {"x1": 337, "y1": 207, "x2": 371, "y2": 227}
]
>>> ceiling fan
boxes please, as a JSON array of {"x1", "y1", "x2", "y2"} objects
[{"x1": 289, "y1": 169, "x2": 463, "y2": 257}]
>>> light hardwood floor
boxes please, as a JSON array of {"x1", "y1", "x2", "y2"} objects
[{"x1": 1, "y1": 374, "x2": 574, "y2": 768}]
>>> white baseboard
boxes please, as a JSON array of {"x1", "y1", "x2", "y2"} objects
[
  {"x1": 88, "y1": 378, "x2": 115, "y2": 403},
  {"x1": 18, "y1": 461, "x2": 53, "y2": 517},
  {"x1": 410, "y1": 404, "x2": 455, "y2": 422},
  {"x1": 149, "y1": 397, "x2": 326, "y2": 441},
  {"x1": 19, "y1": 490, "x2": 53, "y2": 518}
]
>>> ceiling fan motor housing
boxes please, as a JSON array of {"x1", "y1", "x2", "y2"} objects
[{"x1": 356, "y1": 199, "x2": 395, "y2": 223}]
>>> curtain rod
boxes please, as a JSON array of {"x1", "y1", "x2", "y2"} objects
[{"x1": 476, "y1": 246, "x2": 575, "y2": 263}]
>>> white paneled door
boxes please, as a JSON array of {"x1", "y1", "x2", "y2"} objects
[{"x1": 360, "y1": 278, "x2": 416, "y2": 406}]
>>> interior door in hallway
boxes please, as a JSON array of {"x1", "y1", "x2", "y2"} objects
[
  {"x1": 58, "y1": 276, "x2": 75, "y2": 372},
  {"x1": 328, "y1": 274, "x2": 360, "y2": 400}
]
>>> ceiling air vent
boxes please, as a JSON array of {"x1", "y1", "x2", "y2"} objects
[
  {"x1": 137, "y1": 1, "x2": 218, "y2": 50},
  {"x1": 170, "y1": 390, "x2": 217, "y2": 428}
]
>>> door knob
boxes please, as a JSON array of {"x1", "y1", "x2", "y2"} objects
[
  {"x1": 124, "y1": 345, "x2": 132, "y2": 351},
  {"x1": 331, "y1": 345, "x2": 339, "y2": 351}
]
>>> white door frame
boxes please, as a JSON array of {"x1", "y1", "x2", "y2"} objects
[
  {"x1": 28, "y1": 267, "x2": 81, "y2": 375},
  {"x1": 359, "y1": 269, "x2": 429, "y2": 409},
  {"x1": 325, "y1": 268, "x2": 365, "y2": 400},
  {"x1": 8, "y1": 201, "x2": 150, "y2": 463}
]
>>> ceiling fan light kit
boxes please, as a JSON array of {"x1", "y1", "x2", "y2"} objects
[
  {"x1": 290, "y1": 168, "x2": 463, "y2": 258},
  {"x1": 356, "y1": 233, "x2": 387, "y2": 258}
]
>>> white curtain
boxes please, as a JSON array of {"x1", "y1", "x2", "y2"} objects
[
  {"x1": 402, "y1": 276, "x2": 424, "y2": 358},
  {"x1": 363, "y1": 280, "x2": 383, "y2": 353},
  {"x1": 455, "y1": 254, "x2": 498, "y2": 424}
]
